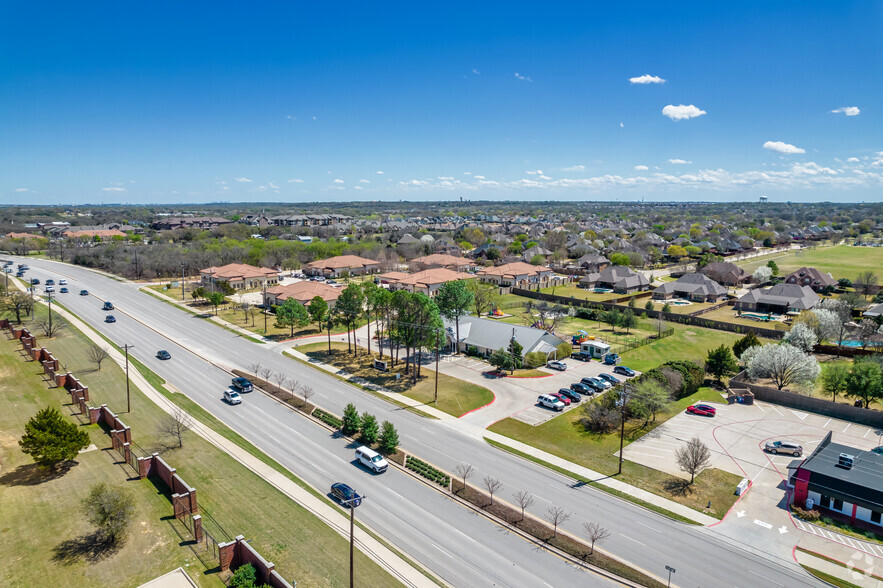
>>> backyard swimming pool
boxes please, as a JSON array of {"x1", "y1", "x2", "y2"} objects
[{"x1": 593, "y1": 288, "x2": 613, "y2": 293}]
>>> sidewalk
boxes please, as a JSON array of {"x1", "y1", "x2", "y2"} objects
[
  {"x1": 40, "y1": 295, "x2": 439, "y2": 588},
  {"x1": 795, "y1": 548, "x2": 883, "y2": 587}
]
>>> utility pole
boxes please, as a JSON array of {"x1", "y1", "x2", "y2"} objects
[
  {"x1": 434, "y1": 328, "x2": 440, "y2": 405},
  {"x1": 123, "y1": 344, "x2": 135, "y2": 412},
  {"x1": 341, "y1": 494, "x2": 365, "y2": 588},
  {"x1": 47, "y1": 291, "x2": 53, "y2": 336},
  {"x1": 262, "y1": 283, "x2": 268, "y2": 333},
  {"x1": 181, "y1": 262, "x2": 186, "y2": 301}
]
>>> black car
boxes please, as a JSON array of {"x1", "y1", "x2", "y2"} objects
[
  {"x1": 59, "y1": 287, "x2": 69, "y2": 293},
  {"x1": 45, "y1": 279, "x2": 55, "y2": 286},
  {"x1": 613, "y1": 366, "x2": 636, "y2": 377},
  {"x1": 156, "y1": 350, "x2": 171, "y2": 360},
  {"x1": 231, "y1": 377, "x2": 254, "y2": 392},
  {"x1": 330, "y1": 482, "x2": 362, "y2": 508},
  {"x1": 558, "y1": 387, "x2": 582, "y2": 402},
  {"x1": 105, "y1": 315, "x2": 116, "y2": 323},
  {"x1": 598, "y1": 373, "x2": 621, "y2": 385},
  {"x1": 579, "y1": 377, "x2": 606, "y2": 392},
  {"x1": 79, "y1": 289, "x2": 89, "y2": 296},
  {"x1": 102, "y1": 301, "x2": 114, "y2": 311},
  {"x1": 569, "y1": 382, "x2": 594, "y2": 395},
  {"x1": 30, "y1": 278, "x2": 40, "y2": 285}
]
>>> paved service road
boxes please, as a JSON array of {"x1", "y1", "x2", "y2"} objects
[{"x1": 18, "y1": 258, "x2": 822, "y2": 588}]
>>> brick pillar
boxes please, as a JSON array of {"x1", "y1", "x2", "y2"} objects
[
  {"x1": 218, "y1": 541, "x2": 235, "y2": 572},
  {"x1": 122, "y1": 442, "x2": 131, "y2": 465},
  {"x1": 137, "y1": 456, "x2": 152, "y2": 480},
  {"x1": 88, "y1": 406, "x2": 102, "y2": 424},
  {"x1": 111, "y1": 430, "x2": 122, "y2": 451},
  {"x1": 54, "y1": 372, "x2": 65, "y2": 388},
  {"x1": 187, "y1": 489, "x2": 198, "y2": 514},
  {"x1": 81, "y1": 385, "x2": 89, "y2": 401},
  {"x1": 121, "y1": 425, "x2": 131, "y2": 444},
  {"x1": 192, "y1": 514, "x2": 204, "y2": 542}
]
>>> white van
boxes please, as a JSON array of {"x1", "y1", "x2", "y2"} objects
[
  {"x1": 356, "y1": 446, "x2": 388, "y2": 473},
  {"x1": 537, "y1": 394, "x2": 565, "y2": 411}
]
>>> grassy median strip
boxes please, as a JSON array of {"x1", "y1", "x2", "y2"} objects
[
  {"x1": 484, "y1": 438, "x2": 698, "y2": 525},
  {"x1": 139, "y1": 288, "x2": 266, "y2": 344}
]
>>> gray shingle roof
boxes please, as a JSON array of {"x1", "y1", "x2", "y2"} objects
[
  {"x1": 654, "y1": 273, "x2": 727, "y2": 297},
  {"x1": 444, "y1": 315, "x2": 566, "y2": 356}
]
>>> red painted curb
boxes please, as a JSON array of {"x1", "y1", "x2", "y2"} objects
[{"x1": 457, "y1": 392, "x2": 497, "y2": 418}]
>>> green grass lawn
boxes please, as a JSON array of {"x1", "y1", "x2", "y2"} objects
[
  {"x1": 647, "y1": 299, "x2": 717, "y2": 315},
  {"x1": 297, "y1": 342, "x2": 494, "y2": 417},
  {"x1": 618, "y1": 322, "x2": 754, "y2": 372},
  {"x1": 539, "y1": 283, "x2": 632, "y2": 302},
  {"x1": 215, "y1": 306, "x2": 367, "y2": 341},
  {"x1": 736, "y1": 244, "x2": 883, "y2": 282},
  {"x1": 698, "y1": 305, "x2": 793, "y2": 331},
  {"x1": 0, "y1": 305, "x2": 399, "y2": 588},
  {"x1": 489, "y1": 387, "x2": 741, "y2": 518}
]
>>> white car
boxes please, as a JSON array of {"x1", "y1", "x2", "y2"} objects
[
  {"x1": 223, "y1": 389, "x2": 242, "y2": 405},
  {"x1": 59, "y1": 279, "x2": 67, "y2": 285},
  {"x1": 546, "y1": 361, "x2": 567, "y2": 371},
  {"x1": 537, "y1": 394, "x2": 566, "y2": 411}
]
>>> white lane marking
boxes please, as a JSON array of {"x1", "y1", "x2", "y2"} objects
[
  {"x1": 844, "y1": 423, "x2": 851, "y2": 433},
  {"x1": 754, "y1": 401, "x2": 765, "y2": 411},
  {"x1": 736, "y1": 510, "x2": 746, "y2": 518},
  {"x1": 864, "y1": 429, "x2": 872, "y2": 438},
  {"x1": 823, "y1": 418, "x2": 832, "y2": 428},
  {"x1": 634, "y1": 521, "x2": 662, "y2": 533},
  {"x1": 750, "y1": 570, "x2": 783, "y2": 586},
  {"x1": 754, "y1": 519, "x2": 773, "y2": 529},
  {"x1": 620, "y1": 534, "x2": 646, "y2": 546},
  {"x1": 778, "y1": 526, "x2": 788, "y2": 534},
  {"x1": 790, "y1": 410, "x2": 807, "y2": 420},
  {"x1": 770, "y1": 406, "x2": 784, "y2": 416},
  {"x1": 624, "y1": 451, "x2": 670, "y2": 458},
  {"x1": 751, "y1": 461, "x2": 771, "y2": 482}
]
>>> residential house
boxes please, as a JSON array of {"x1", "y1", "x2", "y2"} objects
[
  {"x1": 652, "y1": 273, "x2": 728, "y2": 302},
  {"x1": 302, "y1": 255, "x2": 380, "y2": 277},
  {"x1": 700, "y1": 262, "x2": 748, "y2": 286},
  {"x1": 477, "y1": 262, "x2": 555, "y2": 289},
  {"x1": 784, "y1": 267, "x2": 837, "y2": 293},
  {"x1": 443, "y1": 315, "x2": 566, "y2": 358},
  {"x1": 734, "y1": 283, "x2": 820, "y2": 314},
  {"x1": 863, "y1": 303, "x2": 883, "y2": 319},
  {"x1": 381, "y1": 268, "x2": 476, "y2": 297},
  {"x1": 521, "y1": 245, "x2": 553, "y2": 263},
  {"x1": 263, "y1": 281, "x2": 341, "y2": 307},
  {"x1": 410, "y1": 254, "x2": 476, "y2": 272},
  {"x1": 200, "y1": 263, "x2": 280, "y2": 290},
  {"x1": 576, "y1": 254, "x2": 610, "y2": 273},
  {"x1": 789, "y1": 432, "x2": 883, "y2": 532},
  {"x1": 579, "y1": 266, "x2": 649, "y2": 294}
]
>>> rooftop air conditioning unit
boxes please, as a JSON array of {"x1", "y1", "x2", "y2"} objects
[{"x1": 838, "y1": 453, "x2": 855, "y2": 469}]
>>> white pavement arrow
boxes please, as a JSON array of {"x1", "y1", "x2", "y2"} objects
[
  {"x1": 779, "y1": 526, "x2": 789, "y2": 534},
  {"x1": 736, "y1": 510, "x2": 746, "y2": 518}
]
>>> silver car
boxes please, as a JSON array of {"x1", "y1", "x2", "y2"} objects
[
  {"x1": 764, "y1": 441, "x2": 802, "y2": 456},
  {"x1": 223, "y1": 389, "x2": 242, "y2": 405}
]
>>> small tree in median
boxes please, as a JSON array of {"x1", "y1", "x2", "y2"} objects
[
  {"x1": 87, "y1": 343, "x2": 111, "y2": 371},
  {"x1": 19, "y1": 407, "x2": 90, "y2": 471},
  {"x1": 454, "y1": 463, "x2": 474, "y2": 492},
  {"x1": 513, "y1": 489, "x2": 535, "y2": 521},
  {"x1": 705, "y1": 344, "x2": 738, "y2": 383},
  {"x1": 341, "y1": 403, "x2": 362, "y2": 435},
  {"x1": 545, "y1": 506, "x2": 571, "y2": 539},
  {"x1": 675, "y1": 437, "x2": 711, "y2": 484},
  {"x1": 583, "y1": 522, "x2": 610, "y2": 555},
  {"x1": 378, "y1": 420, "x2": 399, "y2": 454},
  {"x1": 482, "y1": 476, "x2": 502, "y2": 506},
  {"x1": 360, "y1": 413, "x2": 379, "y2": 444},
  {"x1": 83, "y1": 482, "x2": 135, "y2": 545}
]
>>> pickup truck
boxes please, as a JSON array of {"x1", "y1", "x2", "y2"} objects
[{"x1": 231, "y1": 377, "x2": 254, "y2": 392}]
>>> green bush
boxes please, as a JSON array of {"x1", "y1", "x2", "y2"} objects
[
  {"x1": 523, "y1": 351, "x2": 547, "y2": 368},
  {"x1": 662, "y1": 360, "x2": 704, "y2": 399},
  {"x1": 313, "y1": 408, "x2": 342, "y2": 429},
  {"x1": 575, "y1": 308, "x2": 594, "y2": 320}
]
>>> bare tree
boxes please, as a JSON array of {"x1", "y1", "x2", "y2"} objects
[
  {"x1": 513, "y1": 489, "x2": 535, "y2": 521},
  {"x1": 854, "y1": 271, "x2": 879, "y2": 299},
  {"x1": 454, "y1": 463, "x2": 474, "y2": 492},
  {"x1": 284, "y1": 377, "x2": 297, "y2": 394},
  {"x1": 301, "y1": 385, "x2": 314, "y2": 404},
  {"x1": 240, "y1": 302, "x2": 251, "y2": 322},
  {"x1": 36, "y1": 317, "x2": 66, "y2": 338},
  {"x1": 583, "y1": 522, "x2": 610, "y2": 555},
  {"x1": 259, "y1": 367, "x2": 272, "y2": 382},
  {"x1": 157, "y1": 408, "x2": 192, "y2": 449},
  {"x1": 545, "y1": 506, "x2": 571, "y2": 538},
  {"x1": 675, "y1": 437, "x2": 712, "y2": 484},
  {"x1": 4, "y1": 291, "x2": 33, "y2": 323},
  {"x1": 482, "y1": 476, "x2": 502, "y2": 506},
  {"x1": 87, "y1": 343, "x2": 111, "y2": 371},
  {"x1": 273, "y1": 371, "x2": 287, "y2": 390},
  {"x1": 246, "y1": 305, "x2": 257, "y2": 326},
  {"x1": 248, "y1": 362, "x2": 262, "y2": 377}
]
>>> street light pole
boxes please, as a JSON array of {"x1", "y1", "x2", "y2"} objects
[
  {"x1": 181, "y1": 263, "x2": 186, "y2": 301},
  {"x1": 262, "y1": 284, "x2": 267, "y2": 333},
  {"x1": 47, "y1": 291, "x2": 53, "y2": 336},
  {"x1": 341, "y1": 494, "x2": 366, "y2": 588},
  {"x1": 434, "y1": 329, "x2": 440, "y2": 406},
  {"x1": 123, "y1": 344, "x2": 135, "y2": 412}
]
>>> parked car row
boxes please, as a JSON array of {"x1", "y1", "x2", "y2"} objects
[{"x1": 537, "y1": 371, "x2": 626, "y2": 411}]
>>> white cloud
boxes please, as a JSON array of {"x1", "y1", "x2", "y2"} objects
[
  {"x1": 438, "y1": 176, "x2": 454, "y2": 180},
  {"x1": 831, "y1": 106, "x2": 860, "y2": 116},
  {"x1": 474, "y1": 175, "x2": 486, "y2": 180},
  {"x1": 847, "y1": 157, "x2": 860, "y2": 163},
  {"x1": 286, "y1": 115, "x2": 295, "y2": 119},
  {"x1": 525, "y1": 170, "x2": 543, "y2": 175},
  {"x1": 288, "y1": 178, "x2": 304, "y2": 183},
  {"x1": 634, "y1": 165, "x2": 649, "y2": 171},
  {"x1": 538, "y1": 175, "x2": 552, "y2": 180},
  {"x1": 235, "y1": 177, "x2": 253, "y2": 183},
  {"x1": 668, "y1": 158, "x2": 692, "y2": 164},
  {"x1": 561, "y1": 165, "x2": 585, "y2": 172},
  {"x1": 359, "y1": 178, "x2": 370, "y2": 184},
  {"x1": 463, "y1": 171, "x2": 472, "y2": 175},
  {"x1": 102, "y1": 187, "x2": 127, "y2": 192},
  {"x1": 629, "y1": 74, "x2": 666, "y2": 84},
  {"x1": 662, "y1": 104, "x2": 707, "y2": 120},
  {"x1": 472, "y1": 68, "x2": 480, "y2": 75},
  {"x1": 14, "y1": 188, "x2": 28, "y2": 192},
  {"x1": 376, "y1": 170, "x2": 384, "y2": 175},
  {"x1": 514, "y1": 72, "x2": 533, "y2": 82},
  {"x1": 399, "y1": 179, "x2": 428, "y2": 186},
  {"x1": 619, "y1": 122, "x2": 624, "y2": 128},
  {"x1": 268, "y1": 181, "x2": 279, "y2": 189},
  {"x1": 763, "y1": 141, "x2": 806, "y2": 154},
  {"x1": 333, "y1": 178, "x2": 344, "y2": 184},
  {"x1": 354, "y1": 185, "x2": 364, "y2": 190}
]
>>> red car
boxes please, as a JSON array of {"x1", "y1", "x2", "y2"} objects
[
  {"x1": 687, "y1": 404, "x2": 716, "y2": 417},
  {"x1": 550, "y1": 392, "x2": 571, "y2": 406}
]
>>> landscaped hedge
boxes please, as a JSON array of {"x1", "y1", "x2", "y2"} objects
[
  {"x1": 523, "y1": 351, "x2": 547, "y2": 368},
  {"x1": 313, "y1": 408, "x2": 342, "y2": 429},
  {"x1": 406, "y1": 456, "x2": 451, "y2": 488},
  {"x1": 642, "y1": 360, "x2": 704, "y2": 399}
]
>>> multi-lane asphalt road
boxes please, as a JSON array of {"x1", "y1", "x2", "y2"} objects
[{"x1": 14, "y1": 257, "x2": 820, "y2": 587}]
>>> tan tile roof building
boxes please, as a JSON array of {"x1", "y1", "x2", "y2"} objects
[
  {"x1": 382, "y1": 268, "x2": 475, "y2": 296},
  {"x1": 477, "y1": 262, "x2": 554, "y2": 288},
  {"x1": 302, "y1": 255, "x2": 380, "y2": 277},
  {"x1": 200, "y1": 263, "x2": 280, "y2": 290},
  {"x1": 63, "y1": 229, "x2": 127, "y2": 239},
  {"x1": 264, "y1": 281, "x2": 342, "y2": 307},
  {"x1": 410, "y1": 253, "x2": 476, "y2": 271}
]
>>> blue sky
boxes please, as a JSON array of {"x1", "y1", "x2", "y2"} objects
[{"x1": 1, "y1": 2, "x2": 881, "y2": 204}]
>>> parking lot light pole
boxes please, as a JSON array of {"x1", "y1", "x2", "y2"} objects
[
  {"x1": 341, "y1": 494, "x2": 366, "y2": 588},
  {"x1": 180, "y1": 263, "x2": 186, "y2": 301},
  {"x1": 665, "y1": 565, "x2": 675, "y2": 587},
  {"x1": 123, "y1": 344, "x2": 135, "y2": 412}
]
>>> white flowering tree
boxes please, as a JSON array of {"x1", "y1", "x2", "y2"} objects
[
  {"x1": 753, "y1": 265, "x2": 773, "y2": 284},
  {"x1": 783, "y1": 323, "x2": 818, "y2": 353},
  {"x1": 747, "y1": 343, "x2": 821, "y2": 390},
  {"x1": 811, "y1": 307, "x2": 842, "y2": 343}
]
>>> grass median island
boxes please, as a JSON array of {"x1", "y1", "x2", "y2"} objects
[
  {"x1": 0, "y1": 308, "x2": 401, "y2": 588},
  {"x1": 296, "y1": 342, "x2": 494, "y2": 417},
  {"x1": 488, "y1": 387, "x2": 742, "y2": 519}
]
